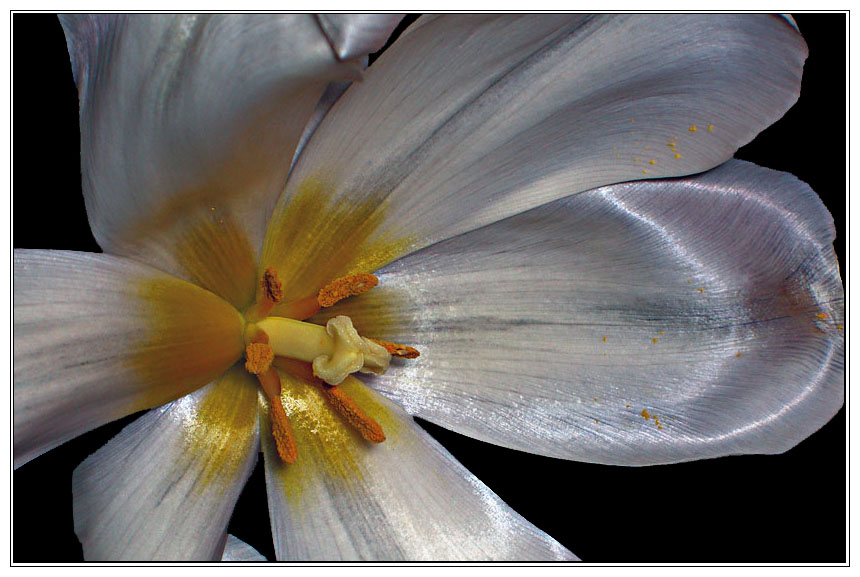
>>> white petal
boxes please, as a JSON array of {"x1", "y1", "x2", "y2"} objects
[
  {"x1": 59, "y1": 15, "x2": 363, "y2": 293},
  {"x1": 321, "y1": 160, "x2": 844, "y2": 465},
  {"x1": 14, "y1": 250, "x2": 244, "y2": 467},
  {"x1": 221, "y1": 535, "x2": 267, "y2": 562},
  {"x1": 266, "y1": 14, "x2": 807, "y2": 277},
  {"x1": 262, "y1": 374, "x2": 575, "y2": 560},
  {"x1": 73, "y1": 369, "x2": 260, "y2": 561},
  {"x1": 316, "y1": 14, "x2": 404, "y2": 60}
]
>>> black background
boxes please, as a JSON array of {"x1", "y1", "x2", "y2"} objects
[{"x1": 12, "y1": 13, "x2": 846, "y2": 562}]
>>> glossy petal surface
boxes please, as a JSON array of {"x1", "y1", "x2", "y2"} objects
[
  {"x1": 264, "y1": 14, "x2": 807, "y2": 293},
  {"x1": 73, "y1": 369, "x2": 260, "y2": 561},
  {"x1": 59, "y1": 15, "x2": 362, "y2": 306},
  {"x1": 262, "y1": 373, "x2": 575, "y2": 560},
  {"x1": 14, "y1": 250, "x2": 244, "y2": 467},
  {"x1": 222, "y1": 534, "x2": 267, "y2": 562},
  {"x1": 322, "y1": 161, "x2": 844, "y2": 464},
  {"x1": 316, "y1": 14, "x2": 404, "y2": 60}
]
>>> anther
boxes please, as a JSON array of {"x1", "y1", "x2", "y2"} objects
[
  {"x1": 245, "y1": 342, "x2": 274, "y2": 375},
  {"x1": 318, "y1": 273, "x2": 379, "y2": 308},
  {"x1": 257, "y1": 367, "x2": 298, "y2": 463},
  {"x1": 245, "y1": 267, "x2": 285, "y2": 322},
  {"x1": 368, "y1": 338, "x2": 420, "y2": 359}
]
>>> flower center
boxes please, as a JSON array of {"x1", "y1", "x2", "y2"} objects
[{"x1": 240, "y1": 268, "x2": 418, "y2": 463}]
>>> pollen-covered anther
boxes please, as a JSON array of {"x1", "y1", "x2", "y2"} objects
[
  {"x1": 262, "y1": 267, "x2": 284, "y2": 303},
  {"x1": 245, "y1": 342, "x2": 274, "y2": 375},
  {"x1": 369, "y1": 338, "x2": 421, "y2": 359},
  {"x1": 323, "y1": 385, "x2": 386, "y2": 443},
  {"x1": 257, "y1": 366, "x2": 298, "y2": 463},
  {"x1": 317, "y1": 273, "x2": 379, "y2": 307}
]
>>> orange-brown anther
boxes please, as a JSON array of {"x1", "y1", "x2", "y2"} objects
[
  {"x1": 272, "y1": 357, "x2": 386, "y2": 443},
  {"x1": 257, "y1": 367, "x2": 298, "y2": 463},
  {"x1": 323, "y1": 385, "x2": 386, "y2": 443},
  {"x1": 317, "y1": 273, "x2": 379, "y2": 308},
  {"x1": 368, "y1": 338, "x2": 420, "y2": 359},
  {"x1": 245, "y1": 342, "x2": 274, "y2": 375},
  {"x1": 262, "y1": 267, "x2": 284, "y2": 303}
]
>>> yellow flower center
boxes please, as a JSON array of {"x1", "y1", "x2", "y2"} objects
[{"x1": 239, "y1": 268, "x2": 418, "y2": 464}]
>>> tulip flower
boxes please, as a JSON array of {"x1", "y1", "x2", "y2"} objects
[{"x1": 13, "y1": 14, "x2": 844, "y2": 561}]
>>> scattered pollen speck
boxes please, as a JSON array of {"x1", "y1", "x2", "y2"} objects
[
  {"x1": 633, "y1": 157, "x2": 639, "y2": 162},
  {"x1": 657, "y1": 425, "x2": 663, "y2": 430},
  {"x1": 649, "y1": 159, "x2": 656, "y2": 165},
  {"x1": 686, "y1": 279, "x2": 692, "y2": 284},
  {"x1": 838, "y1": 324, "x2": 844, "y2": 330},
  {"x1": 658, "y1": 331, "x2": 665, "y2": 335},
  {"x1": 652, "y1": 337, "x2": 659, "y2": 343},
  {"x1": 641, "y1": 409, "x2": 650, "y2": 419},
  {"x1": 602, "y1": 336, "x2": 607, "y2": 342},
  {"x1": 210, "y1": 206, "x2": 216, "y2": 211},
  {"x1": 626, "y1": 404, "x2": 631, "y2": 409},
  {"x1": 642, "y1": 169, "x2": 648, "y2": 174},
  {"x1": 689, "y1": 125, "x2": 697, "y2": 132},
  {"x1": 817, "y1": 312, "x2": 828, "y2": 319},
  {"x1": 667, "y1": 142, "x2": 676, "y2": 147},
  {"x1": 616, "y1": 153, "x2": 621, "y2": 157},
  {"x1": 644, "y1": 146, "x2": 650, "y2": 151},
  {"x1": 594, "y1": 397, "x2": 598, "y2": 402},
  {"x1": 697, "y1": 287, "x2": 705, "y2": 293},
  {"x1": 675, "y1": 153, "x2": 682, "y2": 159},
  {"x1": 736, "y1": 352, "x2": 743, "y2": 358},
  {"x1": 707, "y1": 125, "x2": 714, "y2": 131},
  {"x1": 595, "y1": 418, "x2": 600, "y2": 424}
]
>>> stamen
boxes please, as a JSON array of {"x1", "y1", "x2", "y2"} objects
[
  {"x1": 323, "y1": 385, "x2": 386, "y2": 443},
  {"x1": 368, "y1": 338, "x2": 420, "y2": 359},
  {"x1": 245, "y1": 267, "x2": 284, "y2": 322},
  {"x1": 257, "y1": 367, "x2": 298, "y2": 463},
  {"x1": 245, "y1": 342, "x2": 274, "y2": 375},
  {"x1": 272, "y1": 357, "x2": 385, "y2": 443},
  {"x1": 317, "y1": 273, "x2": 378, "y2": 307}
]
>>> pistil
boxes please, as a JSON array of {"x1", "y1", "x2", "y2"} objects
[{"x1": 256, "y1": 315, "x2": 390, "y2": 385}]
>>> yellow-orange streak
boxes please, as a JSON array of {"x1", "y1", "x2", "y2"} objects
[
  {"x1": 272, "y1": 357, "x2": 385, "y2": 443},
  {"x1": 257, "y1": 367, "x2": 298, "y2": 463},
  {"x1": 317, "y1": 273, "x2": 379, "y2": 308},
  {"x1": 368, "y1": 338, "x2": 420, "y2": 359}
]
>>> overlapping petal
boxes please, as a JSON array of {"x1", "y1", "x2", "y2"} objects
[
  {"x1": 14, "y1": 250, "x2": 244, "y2": 466},
  {"x1": 262, "y1": 373, "x2": 575, "y2": 560},
  {"x1": 221, "y1": 535, "x2": 267, "y2": 562},
  {"x1": 72, "y1": 369, "x2": 260, "y2": 561},
  {"x1": 263, "y1": 13, "x2": 807, "y2": 303},
  {"x1": 59, "y1": 15, "x2": 398, "y2": 307},
  {"x1": 321, "y1": 160, "x2": 844, "y2": 464}
]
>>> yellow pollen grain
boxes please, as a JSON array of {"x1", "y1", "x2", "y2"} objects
[
  {"x1": 658, "y1": 425, "x2": 663, "y2": 430},
  {"x1": 707, "y1": 125, "x2": 714, "y2": 131},
  {"x1": 368, "y1": 337, "x2": 421, "y2": 359},
  {"x1": 675, "y1": 153, "x2": 682, "y2": 159},
  {"x1": 689, "y1": 125, "x2": 697, "y2": 132},
  {"x1": 626, "y1": 404, "x2": 631, "y2": 409},
  {"x1": 697, "y1": 287, "x2": 705, "y2": 293},
  {"x1": 649, "y1": 159, "x2": 656, "y2": 165},
  {"x1": 644, "y1": 146, "x2": 650, "y2": 151},
  {"x1": 245, "y1": 342, "x2": 274, "y2": 375},
  {"x1": 817, "y1": 313, "x2": 828, "y2": 319},
  {"x1": 641, "y1": 409, "x2": 650, "y2": 419},
  {"x1": 667, "y1": 142, "x2": 676, "y2": 147},
  {"x1": 595, "y1": 418, "x2": 600, "y2": 424},
  {"x1": 736, "y1": 352, "x2": 743, "y2": 358},
  {"x1": 642, "y1": 169, "x2": 648, "y2": 174},
  {"x1": 602, "y1": 336, "x2": 607, "y2": 342},
  {"x1": 318, "y1": 273, "x2": 379, "y2": 308},
  {"x1": 659, "y1": 331, "x2": 665, "y2": 335},
  {"x1": 652, "y1": 337, "x2": 659, "y2": 343},
  {"x1": 594, "y1": 397, "x2": 598, "y2": 402},
  {"x1": 838, "y1": 324, "x2": 844, "y2": 330},
  {"x1": 633, "y1": 157, "x2": 639, "y2": 162}
]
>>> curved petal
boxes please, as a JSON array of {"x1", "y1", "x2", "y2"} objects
[
  {"x1": 222, "y1": 535, "x2": 267, "y2": 562},
  {"x1": 262, "y1": 373, "x2": 575, "y2": 561},
  {"x1": 262, "y1": 14, "x2": 807, "y2": 302},
  {"x1": 14, "y1": 250, "x2": 244, "y2": 467},
  {"x1": 73, "y1": 368, "x2": 260, "y2": 561},
  {"x1": 59, "y1": 15, "x2": 366, "y2": 306},
  {"x1": 320, "y1": 160, "x2": 844, "y2": 464},
  {"x1": 316, "y1": 14, "x2": 404, "y2": 60}
]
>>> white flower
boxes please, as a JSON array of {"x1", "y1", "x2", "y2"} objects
[{"x1": 13, "y1": 14, "x2": 843, "y2": 561}]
